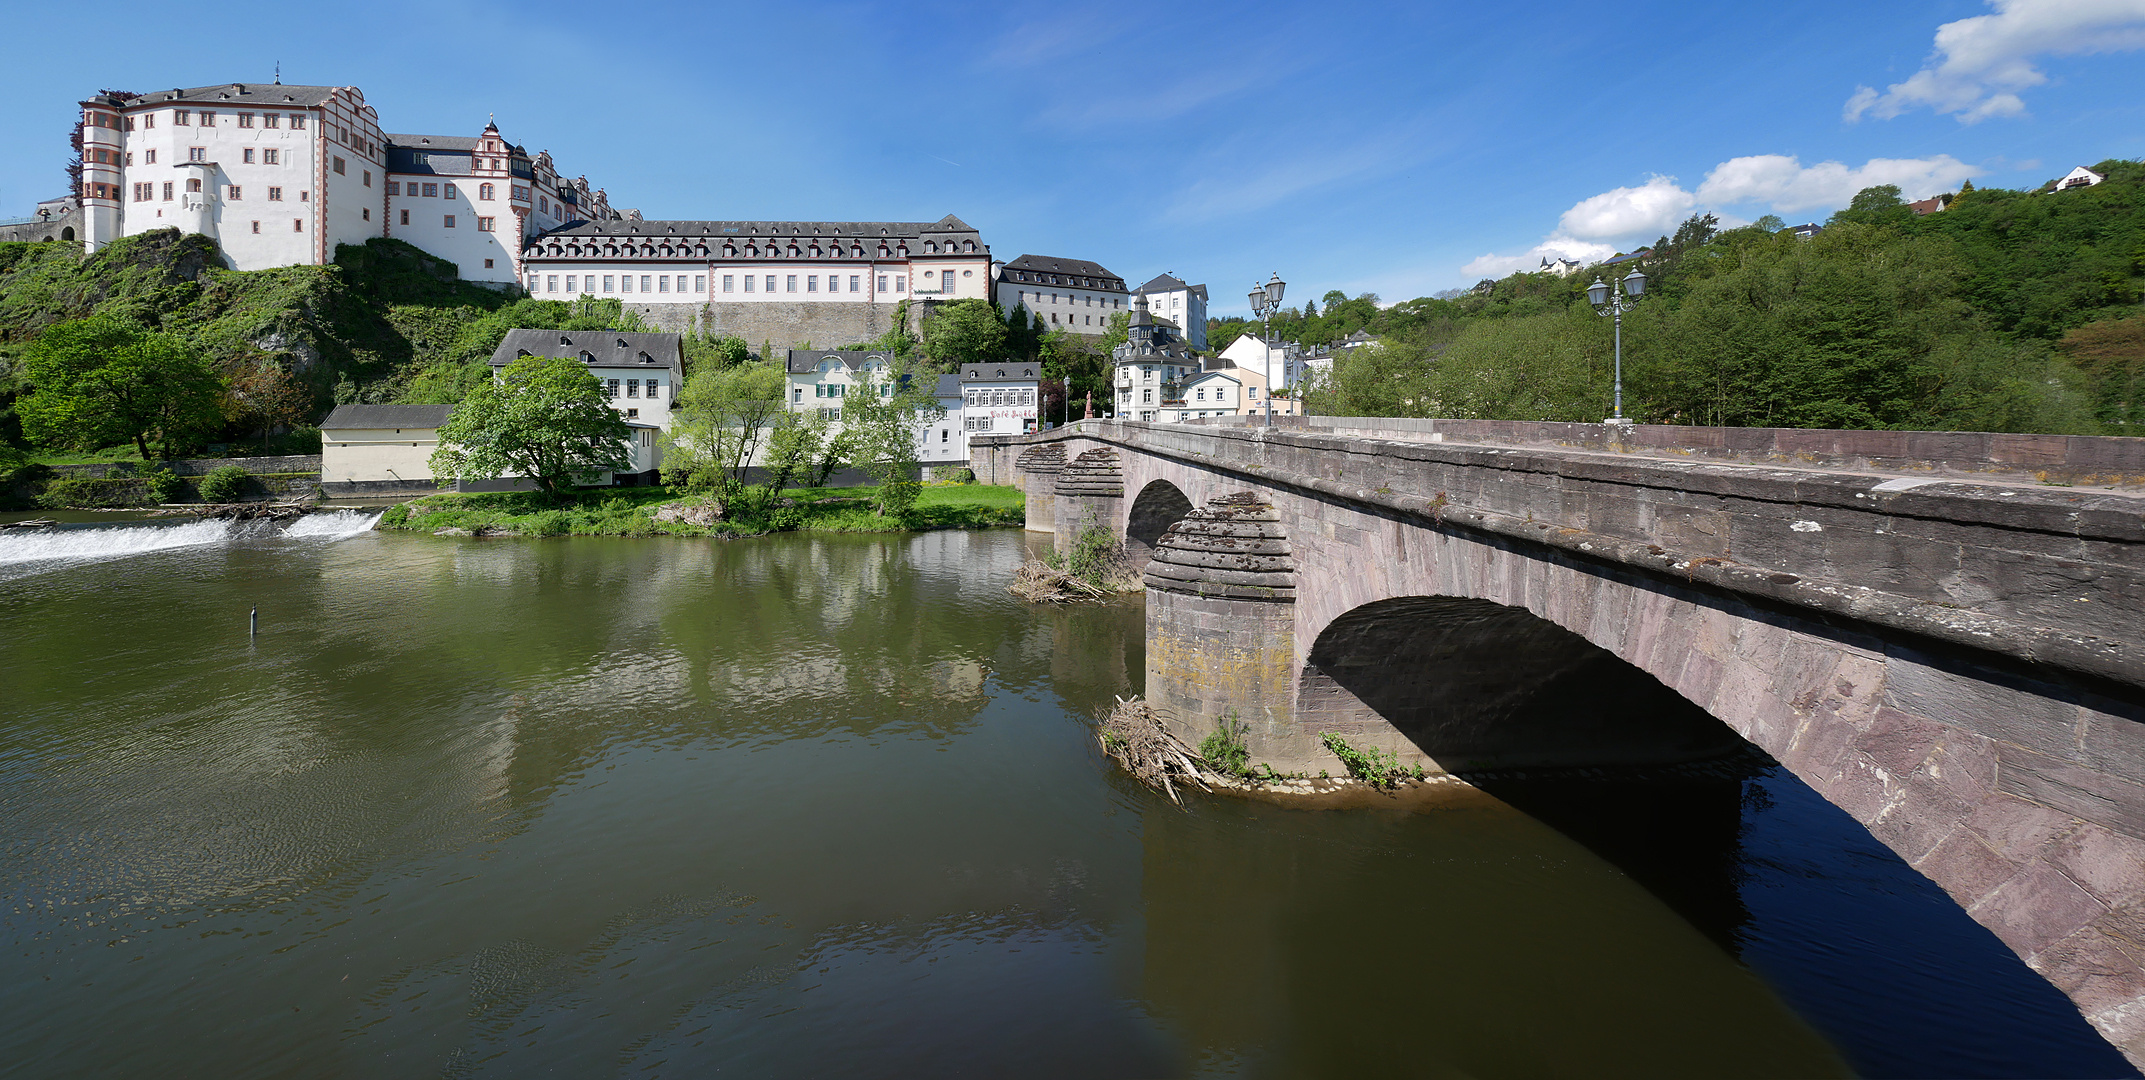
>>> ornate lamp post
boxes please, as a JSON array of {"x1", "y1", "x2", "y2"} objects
[
  {"x1": 1246, "y1": 271, "x2": 1286, "y2": 426},
  {"x1": 1587, "y1": 269, "x2": 1646, "y2": 423}
]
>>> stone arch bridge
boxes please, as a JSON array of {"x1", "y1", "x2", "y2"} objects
[{"x1": 973, "y1": 416, "x2": 2145, "y2": 1064}]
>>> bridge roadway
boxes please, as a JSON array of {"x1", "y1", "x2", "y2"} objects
[{"x1": 973, "y1": 416, "x2": 2145, "y2": 1064}]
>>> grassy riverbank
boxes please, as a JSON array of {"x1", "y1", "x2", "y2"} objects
[{"x1": 377, "y1": 483, "x2": 1023, "y2": 538}]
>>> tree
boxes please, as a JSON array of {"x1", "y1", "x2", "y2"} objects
[
  {"x1": 430, "y1": 354, "x2": 633, "y2": 498},
  {"x1": 661, "y1": 360, "x2": 789, "y2": 498},
  {"x1": 920, "y1": 298, "x2": 1008, "y2": 369},
  {"x1": 682, "y1": 334, "x2": 752, "y2": 373},
  {"x1": 841, "y1": 363, "x2": 945, "y2": 515},
  {"x1": 224, "y1": 361, "x2": 316, "y2": 450},
  {"x1": 1830, "y1": 185, "x2": 1912, "y2": 228},
  {"x1": 16, "y1": 316, "x2": 225, "y2": 459},
  {"x1": 763, "y1": 408, "x2": 828, "y2": 494}
]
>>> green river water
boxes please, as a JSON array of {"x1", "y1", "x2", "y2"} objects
[{"x1": 0, "y1": 518, "x2": 2132, "y2": 1078}]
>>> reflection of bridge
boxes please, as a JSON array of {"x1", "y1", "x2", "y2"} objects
[{"x1": 974, "y1": 416, "x2": 2145, "y2": 1065}]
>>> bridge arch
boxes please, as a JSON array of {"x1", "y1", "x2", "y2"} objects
[
  {"x1": 1125, "y1": 480, "x2": 1194, "y2": 567},
  {"x1": 1294, "y1": 595, "x2": 1740, "y2": 774}
]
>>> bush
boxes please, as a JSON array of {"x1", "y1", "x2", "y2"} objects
[
  {"x1": 142, "y1": 467, "x2": 187, "y2": 503},
  {"x1": 196, "y1": 465, "x2": 254, "y2": 502},
  {"x1": 36, "y1": 477, "x2": 146, "y2": 509},
  {"x1": 1198, "y1": 710, "x2": 1251, "y2": 777},
  {"x1": 1319, "y1": 731, "x2": 1426, "y2": 789}
]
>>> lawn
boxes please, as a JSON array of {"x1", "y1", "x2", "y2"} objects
[{"x1": 377, "y1": 482, "x2": 1025, "y2": 538}]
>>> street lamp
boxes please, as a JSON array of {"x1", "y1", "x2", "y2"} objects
[
  {"x1": 1588, "y1": 268, "x2": 1646, "y2": 423},
  {"x1": 1247, "y1": 271, "x2": 1286, "y2": 426}
]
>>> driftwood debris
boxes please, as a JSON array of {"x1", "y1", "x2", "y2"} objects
[
  {"x1": 0, "y1": 518, "x2": 58, "y2": 530},
  {"x1": 1008, "y1": 560, "x2": 1112, "y2": 603},
  {"x1": 1098, "y1": 696, "x2": 1212, "y2": 805},
  {"x1": 157, "y1": 501, "x2": 313, "y2": 522}
]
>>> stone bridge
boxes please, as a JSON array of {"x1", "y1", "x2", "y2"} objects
[{"x1": 972, "y1": 416, "x2": 2145, "y2": 1063}]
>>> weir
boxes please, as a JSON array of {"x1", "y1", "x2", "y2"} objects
[{"x1": 976, "y1": 416, "x2": 2145, "y2": 1066}]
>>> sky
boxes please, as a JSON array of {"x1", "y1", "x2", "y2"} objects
[{"x1": 2, "y1": 0, "x2": 2141, "y2": 318}]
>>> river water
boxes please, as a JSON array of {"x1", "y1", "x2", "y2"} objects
[{"x1": 0, "y1": 520, "x2": 2133, "y2": 1078}]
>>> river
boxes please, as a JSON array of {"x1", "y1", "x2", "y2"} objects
[{"x1": 0, "y1": 519, "x2": 2133, "y2": 1078}]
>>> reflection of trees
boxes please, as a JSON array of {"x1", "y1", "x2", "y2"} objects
[{"x1": 1134, "y1": 794, "x2": 1849, "y2": 1077}]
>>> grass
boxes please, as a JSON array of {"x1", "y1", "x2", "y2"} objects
[{"x1": 378, "y1": 483, "x2": 1024, "y2": 538}]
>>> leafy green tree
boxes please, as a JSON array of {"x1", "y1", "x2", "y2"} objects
[
  {"x1": 1829, "y1": 185, "x2": 1913, "y2": 228},
  {"x1": 16, "y1": 317, "x2": 225, "y2": 459},
  {"x1": 430, "y1": 354, "x2": 633, "y2": 498},
  {"x1": 763, "y1": 408, "x2": 829, "y2": 494},
  {"x1": 921, "y1": 298, "x2": 1008, "y2": 369},
  {"x1": 841, "y1": 363, "x2": 944, "y2": 515},
  {"x1": 683, "y1": 334, "x2": 752, "y2": 373},
  {"x1": 661, "y1": 360, "x2": 789, "y2": 498}
]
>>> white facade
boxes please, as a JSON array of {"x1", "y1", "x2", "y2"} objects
[
  {"x1": 1164, "y1": 371, "x2": 1243, "y2": 423},
  {"x1": 1218, "y1": 333, "x2": 1309, "y2": 393},
  {"x1": 780, "y1": 351, "x2": 974, "y2": 461},
  {"x1": 1133, "y1": 273, "x2": 1210, "y2": 350},
  {"x1": 993, "y1": 255, "x2": 1128, "y2": 336},
  {"x1": 2055, "y1": 166, "x2": 2106, "y2": 192},
  {"x1": 74, "y1": 83, "x2": 614, "y2": 283},
  {"x1": 958, "y1": 362, "x2": 1041, "y2": 437},
  {"x1": 320, "y1": 404, "x2": 453, "y2": 484}
]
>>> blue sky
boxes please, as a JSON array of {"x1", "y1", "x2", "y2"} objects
[{"x1": 3, "y1": 0, "x2": 2141, "y2": 317}]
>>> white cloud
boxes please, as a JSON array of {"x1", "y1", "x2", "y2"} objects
[
  {"x1": 1557, "y1": 176, "x2": 1697, "y2": 241},
  {"x1": 1694, "y1": 154, "x2": 1983, "y2": 213},
  {"x1": 1460, "y1": 237, "x2": 1618, "y2": 280},
  {"x1": 1845, "y1": 0, "x2": 2145, "y2": 123}
]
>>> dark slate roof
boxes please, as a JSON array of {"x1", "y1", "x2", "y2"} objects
[
  {"x1": 783, "y1": 349, "x2": 897, "y2": 375},
  {"x1": 491, "y1": 329, "x2": 684, "y2": 379},
  {"x1": 1137, "y1": 273, "x2": 1209, "y2": 300},
  {"x1": 1001, "y1": 255, "x2": 1125, "y2": 289},
  {"x1": 1601, "y1": 248, "x2": 1653, "y2": 266},
  {"x1": 933, "y1": 374, "x2": 962, "y2": 398},
  {"x1": 115, "y1": 83, "x2": 344, "y2": 108},
  {"x1": 386, "y1": 133, "x2": 482, "y2": 151},
  {"x1": 537, "y1": 218, "x2": 979, "y2": 240},
  {"x1": 959, "y1": 363, "x2": 1041, "y2": 383},
  {"x1": 321, "y1": 403, "x2": 454, "y2": 430}
]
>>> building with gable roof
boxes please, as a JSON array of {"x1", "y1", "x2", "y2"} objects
[
  {"x1": 958, "y1": 361, "x2": 1041, "y2": 437},
  {"x1": 490, "y1": 328, "x2": 683, "y2": 482},
  {"x1": 71, "y1": 81, "x2": 613, "y2": 283},
  {"x1": 992, "y1": 254, "x2": 1129, "y2": 337},
  {"x1": 1133, "y1": 273, "x2": 1210, "y2": 350},
  {"x1": 1112, "y1": 295, "x2": 1199, "y2": 421}
]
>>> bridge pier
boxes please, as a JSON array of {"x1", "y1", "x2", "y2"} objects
[
  {"x1": 1052, "y1": 447, "x2": 1124, "y2": 552},
  {"x1": 1143, "y1": 494, "x2": 1302, "y2": 759},
  {"x1": 1014, "y1": 443, "x2": 1065, "y2": 534}
]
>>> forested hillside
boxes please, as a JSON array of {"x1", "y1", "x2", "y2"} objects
[{"x1": 1258, "y1": 159, "x2": 2145, "y2": 434}]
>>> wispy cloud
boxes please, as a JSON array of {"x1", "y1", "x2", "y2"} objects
[{"x1": 1845, "y1": 0, "x2": 2145, "y2": 123}]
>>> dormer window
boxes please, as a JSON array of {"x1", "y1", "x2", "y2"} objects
[
  {"x1": 617, "y1": 338, "x2": 628, "y2": 348},
  {"x1": 558, "y1": 334, "x2": 571, "y2": 346}
]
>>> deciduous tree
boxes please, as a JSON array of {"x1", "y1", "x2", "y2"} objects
[
  {"x1": 16, "y1": 316, "x2": 225, "y2": 459},
  {"x1": 430, "y1": 354, "x2": 632, "y2": 498}
]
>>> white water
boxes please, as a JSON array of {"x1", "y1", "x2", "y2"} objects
[
  {"x1": 282, "y1": 510, "x2": 382, "y2": 539},
  {"x1": 0, "y1": 519, "x2": 237, "y2": 565}
]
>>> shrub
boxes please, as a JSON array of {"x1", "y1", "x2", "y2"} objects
[
  {"x1": 36, "y1": 477, "x2": 145, "y2": 509},
  {"x1": 1319, "y1": 731, "x2": 1426, "y2": 789},
  {"x1": 142, "y1": 467, "x2": 187, "y2": 503},
  {"x1": 1197, "y1": 710, "x2": 1251, "y2": 777},
  {"x1": 197, "y1": 465, "x2": 253, "y2": 502}
]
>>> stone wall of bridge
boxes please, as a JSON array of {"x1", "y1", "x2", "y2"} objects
[{"x1": 1005, "y1": 418, "x2": 2145, "y2": 1064}]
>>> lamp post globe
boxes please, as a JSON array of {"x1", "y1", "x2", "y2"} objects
[
  {"x1": 1622, "y1": 269, "x2": 1646, "y2": 297},
  {"x1": 1265, "y1": 272, "x2": 1286, "y2": 307},
  {"x1": 1587, "y1": 277, "x2": 1610, "y2": 306},
  {"x1": 1248, "y1": 284, "x2": 1268, "y2": 315}
]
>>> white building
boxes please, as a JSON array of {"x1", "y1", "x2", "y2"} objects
[
  {"x1": 490, "y1": 329, "x2": 682, "y2": 482},
  {"x1": 1218, "y1": 332, "x2": 1308, "y2": 393},
  {"x1": 2054, "y1": 166, "x2": 2106, "y2": 192},
  {"x1": 1112, "y1": 296, "x2": 1199, "y2": 421},
  {"x1": 385, "y1": 122, "x2": 622, "y2": 286},
  {"x1": 1538, "y1": 255, "x2": 1581, "y2": 276},
  {"x1": 1164, "y1": 370, "x2": 1244, "y2": 423},
  {"x1": 320, "y1": 403, "x2": 454, "y2": 491},
  {"x1": 74, "y1": 82, "x2": 612, "y2": 284},
  {"x1": 923, "y1": 374, "x2": 966, "y2": 463},
  {"x1": 1133, "y1": 273, "x2": 1210, "y2": 350},
  {"x1": 993, "y1": 255, "x2": 1128, "y2": 336},
  {"x1": 958, "y1": 361, "x2": 1042, "y2": 437},
  {"x1": 519, "y1": 216, "x2": 991, "y2": 312},
  {"x1": 779, "y1": 350, "x2": 983, "y2": 460}
]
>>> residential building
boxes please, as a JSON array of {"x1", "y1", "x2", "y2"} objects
[
  {"x1": 782, "y1": 349, "x2": 900, "y2": 423},
  {"x1": 489, "y1": 329, "x2": 682, "y2": 483},
  {"x1": 1907, "y1": 195, "x2": 1947, "y2": 216},
  {"x1": 1218, "y1": 332, "x2": 1307, "y2": 393},
  {"x1": 1112, "y1": 296, "x2": 1199, "y2": 421},
  {"x1": 1790, "y1": 223, "x2": 1824, "y2": 240},
  {"x1": 923, "y1": 374, "x2": 966, "y2": 462},
  {"x1": 1538, "y1": 255, "x2": 1582, "y2": 277},
  {"x1": 958, "y1": 361, "x2": 1042, "y2": 437},
  {"x1": 319, "y1": 403, "x2": 454, "y2": 491},
  {"x1": 1165, "y1": 370, "x2": 1244, "y2": 422},
  {"x1": 1134, "y1": 273, "x2": 1210, "y2": 350},
  {"x1": 72, "y1": 81, "x2": 611, "y2": 284},
  {"x1": 1301, "y1": 328, "x2": 1375, "y2": 384},
  {"x1": 993, "y1": 255, "x2": 1128, "y2": 336},
  {"x1": 2054, "y1": 166, "x2": 2106, "y2": 192}
]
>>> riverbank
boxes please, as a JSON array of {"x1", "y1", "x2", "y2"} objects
[{"x1": 377, "y1": 483, "x2": 1024, "y2": 538}]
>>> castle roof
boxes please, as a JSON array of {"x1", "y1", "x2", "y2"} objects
[
  {"x1": 106, "y1": 83, "x2": 348, "y2": 108},
  {"x1": 540, "y1": 217, "x2": 980, "y2": 241},
  {"x1": 1137, "y1": 273, "x2": 1209, "y2": 300},
  {"x1": 491, "y1": 329, "x2": 683, "y2": 382},
  {"x1": 320, "y1": 403, "x2": 454, "y2": 430},
  {"x1": 1001, "y1": 255, "x2": 1125, "y2": 290}
]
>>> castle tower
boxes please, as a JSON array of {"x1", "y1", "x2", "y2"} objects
[{"x1": 77, "y1": 96, "x2": 127, "y2": 253}]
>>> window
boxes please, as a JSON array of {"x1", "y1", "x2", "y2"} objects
[
  {"x1": 239, "y1": 113, "x2": 254, "y2": 128},
  {"x1": 364, "y1": 170, "x2": 372, "y2": 187},
  {"x1": 807, "y1": 275, "x2": 818, "y2": 293},
  {"x1": 228, "y1": 185, "x2": 242, "y2": 200},
  {"x1": 299, "y1": 190, "x2": 308, "y2": 201},
  {"x1": 262, "y1": 114, "x2": 276, "y2": 129},
  {"x1": 512, "y1": 185, "x2": 528, "y2": 201},
  {"x1": 603, "y1": 275, "x2": 615, "y2": 292},
  {"x1": 290, "y1": 115, "x2": 306, "y2": 129},
  {"x1": 443, "y1": 215, "x2": 455, "y2": 228},
  {"x1": 878, "y1": 274, "x2": 889, "y2": 293},
  {"x1": 627, "y1": 379, "x2": 640, "y2": 398},
  {"x1": 175, "y1": 109, "x2": 190, "y2": 125},
  {"x1": 144, "y1": 149, "x2": 156, "y2": 164},
  {"x1": 622, "y1": 276, "x2": 633, "y2": 293},
  {"x1": 658, "y1": 276, "x2": 669, "y2": 293},
  {"x1": 477, "y1": 216, "x2": 495, "y2": 232},
  {"x1": 243, "y1": 148, "x2": 255, "y2": 164},
  {"x1": 189, "y1": 146, "x2": 206, "y2": 162},
  {"x1": 546, "y1": 276, "x2": 558, "y2": 293},
  {"x1": 142, "y1": 114, "x2": 154, "y2": 130},
  {"x1": 694, "y1": 275, "x2": 705, "y2": 292},
  {"x1": 293, "y1": 218, "x2": 303, "y2": 232},
  {"x1": 386, "y1": 181, "x2": 399, "y2": 195},
  {"x1": 640, "y1": 275, "x2": 651, "y2": 292},
  {"x1": 263, "y1": 149, "x2": 278, "y2": 165},
  {"x1": 895, "y1": 275, "x2": 906, "y2": 292},
  {"x1": 849, "y1": 275, "x2": 860, "y2": 292},
  {"x1": 186, "y1": 178, "x2": 202, "y2": 193},
  {"x1": 199, "y1": 111, "x2": 215, "y2": 126},
  {"x1": 161, "y1": 182, "x2": 173, "y2": 200},
  {"x1": 251, "y1": 221, "x2": 260, "y2": 233},
  {"x1": 527, "y1": 274, "x2": 539, "y2": 292},
  {"x1": 479, "y1": 183, "x2": 494, "y2": 200},
  {"x1": 422, "y1": 183, "x2": 438, "y2": 198},
  {"x1": 131, "y1": 183, "x2": 147, "y2": 201},
  {"x1": 764, "y1": 275, "x2": 775, "y2": 292},
  {"x1": 484, "y1": 258, "x2": 495, "y2": 269},
  {"x1": 607, "y1": 379, "x2": 620, "y2": 398},
  {"x1": 443, "y1": 183, "x2": 456, "y2": 200},
  {"x1": 566, "y1": 276, "x2": 577, "y2": 293},
  {"x1": 743, "y1": 275, "x2": 754, "y2": 293},
  {"x1": 786, "y1": 275, "x2": 797, "y2": 292},
  {"x1": 723, "y1": 275, "x2": 734, "y2": 293},
  {"x1": 398, "y1": 209, "x2": 408, "y2": 225},
  {"x1": 332, "y1": 156, "x2": 345, "y2": 174}
]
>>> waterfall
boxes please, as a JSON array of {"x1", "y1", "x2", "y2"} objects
[
  {"x1": 0, "y1": 519, "x2": 237, "y2": 566},
  {"x1": 282, "y1": 510, "x2": 382, "y2": 539}
]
